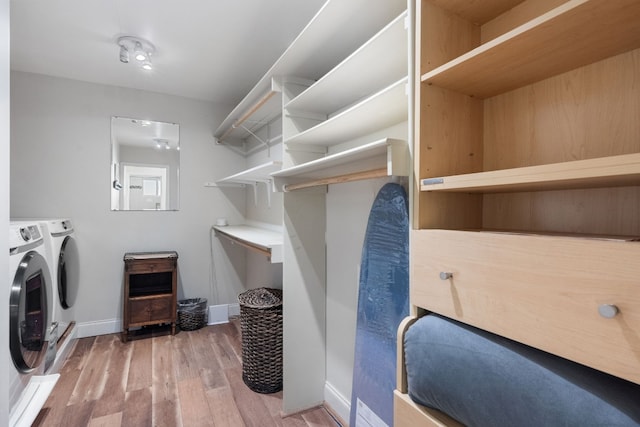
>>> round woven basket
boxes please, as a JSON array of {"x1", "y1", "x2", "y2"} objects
[
  {"x1": 177, "y1": 298, "x2": 207, "y2": 331},
  {"x1": 238, "y1": 287, "x2": 283, "y2": 394}
]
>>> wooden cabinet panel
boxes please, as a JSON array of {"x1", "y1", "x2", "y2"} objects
[{"x1": 412, "y1": 229, "x2": 640, "y2": 385}]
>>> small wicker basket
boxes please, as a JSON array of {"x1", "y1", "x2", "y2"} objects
[
  {"x1": 238, "y1": 287, "x2": 283, "y2": 394},
  {"x1": 177, "y1": 298, "x2": 207, "y2": 331}
]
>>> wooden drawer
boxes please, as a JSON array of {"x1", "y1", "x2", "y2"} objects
[
  {"x1": 128, "y1": 295, "x2": 173, "y2": 325},
  {"x1": 126, "y1": 258, "x2": 175, "y2": 274},
  {"x1": 411, "y1": 229, "x2": 640, "y2": 385}
]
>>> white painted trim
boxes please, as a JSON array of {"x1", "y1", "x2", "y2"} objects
[
  {"x1": 324, "y1": 381, "x2": 351, "y2": 425},
  {"x1": 208, "y1": 304, "x2": 229, "y2": 325},
  {"x1": 228, "y1": 303, "x2": 240, "y2": 317},
  {"x1": 76, "y1": 318, "x2": 120, "y2": 338}
]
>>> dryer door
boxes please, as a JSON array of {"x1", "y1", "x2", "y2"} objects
[
  {"x1": 10, "y1": 251, "x2": 52, "y2": 373},
  {"x1": 58, "y1": 235, "x2": 79, "y2": 309}
]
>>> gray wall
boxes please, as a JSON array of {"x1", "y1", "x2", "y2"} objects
[{"x1": 10, "y1": 71, "x2": 249, "y2": 336}]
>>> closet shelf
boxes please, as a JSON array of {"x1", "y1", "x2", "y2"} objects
[
  {"x1": 213, "y1": 225, "x2": 283, "y2": 263},
  {"x1": 216, "y1": 161, "x2": 282, "y2": 206},
  {"x1": 272, "y1": 138, "x2": 408, "y2": 192},
  {"x1": 216, "y1": 161, "x2": 282, "y2": 186},
  {"x1": 421, "y1": 0, "x2": 640, "y2": 99},
  {"x1": 284, "y1": 77, "x2": 408, "y2": 147},
  {"x1": 285, "y1": 11, "x2": 408, "y2": 116},
  {"x1": 420, "y1": 153, "x2": 640, "y2": 193},
  {"x1": 213, "y1": 0, "x2": 407, "y2": 147},
  {"x1": 215, "y1": 87, "x2": 281, "y2": 144}
]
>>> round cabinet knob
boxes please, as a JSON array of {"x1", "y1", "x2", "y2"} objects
[
  {"x1": 598, "y1": 304, "x2": 619, "y2": 319},
  {"x1": 439, "y1": 272, "x2": 453, "y2": 280}
]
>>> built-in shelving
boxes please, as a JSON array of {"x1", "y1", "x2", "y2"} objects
[
  {"x1": 421, "y1": 0, "x2": 640, "y2": 99},
  {"x1": 216, "y1": 161, "x2": 282, "y2": 186},
  {"x1": 284, "y1": 77, "x2": 407, "y2": 147},
  {"x1": 272, "y1": 138, "x2": 408, "y2": 192},
  {"x1": 213, "y1": 0, "x2": 407, "y2": 151},
  {"x1": 216, "y1": 161, "x2": 282, "y2": 206},
  {"x1": 420, "y1": 153, "x2": 640, "y2": 193},
  {"x1": 215, "y1": 84, "x2": 282, "y2": 144},
  {"x1": 213, "y1": 225, "x2": 283, "y2": 263},
  {"x1": 285, "y1": 11, "x2": 407, "y2": 116}
]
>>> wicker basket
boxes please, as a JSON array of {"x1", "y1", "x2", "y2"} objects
[
  {"x1": 177, "y1": 298, "x2": 207, "y2": 331},
  {"x1": 238, "y1": 287, "x2": 283, "y2": 394}
]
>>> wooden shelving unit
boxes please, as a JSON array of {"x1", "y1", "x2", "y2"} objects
[
  {"x1": 421, "y1": 0, "x2": 640, "y2": 99},
  {"x1": 420, "y1": 153, "x2": 640, "y2": 193},
  {"x1": 213, "y1": 225, "x2": 283, "y2": 263},
  {"x1": 272, "y1": 138, "x2": 408, "y2": 192},
  {"x1": 402, "y1": 4, "x2": 640, "y2": 424}
]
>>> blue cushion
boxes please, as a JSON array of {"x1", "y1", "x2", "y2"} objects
[{"x1": 404, "y1": 314, "x2": 640, "y2": 427}]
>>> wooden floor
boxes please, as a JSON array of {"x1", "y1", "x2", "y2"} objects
[{"x1": 33, "y1": 320, "x2": 340, "y2": 427}]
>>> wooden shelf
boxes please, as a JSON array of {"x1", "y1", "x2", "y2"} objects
[
  {"x1": 213, "y1": 225, "x2": 283, "y2": 263},
  {"x1": 285, "y1": 11, "x2": 407, "y2": 116},
  {"x1": 421, "y1": 0, "x2": 640, "y2": 99},
  {"x1": 216, "y1": 161, "x2": 282, "y2": 186},
  {"x1": 272, "y1": 138, "x2": 408, "y2": 191},
  {"x1": 284, "y1": 77, "x2": 408, "y2": 147},
  {"x1": 420, "y1": 153, "x2": 640, "y2": 193}
]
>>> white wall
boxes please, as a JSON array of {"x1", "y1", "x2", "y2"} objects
[
  {"x1": 1, "y1": 0, "x2": 11, "y2": 422},
  {"x1": 10, "y1": 71, "x2": 248, "y2": 335}
]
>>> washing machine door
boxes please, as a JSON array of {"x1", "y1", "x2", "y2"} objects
[
  {"x1": 58, "y1": 235, "x2": 79, "y2": 309},
  {"x1": 10, "y1": 251, "x2": 52, "y2": 373}
]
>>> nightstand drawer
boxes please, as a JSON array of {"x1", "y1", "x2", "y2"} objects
[{"x1": 126, "y1": 258, "x2": 175, "y2": 274}]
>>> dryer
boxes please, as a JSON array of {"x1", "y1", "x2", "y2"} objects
[
  {"x1": 8, "y1": 221, "x2": 59, "y2": 426},
  {"x1": 37, "y1": 218, "x2": 79, "y2": 373}
]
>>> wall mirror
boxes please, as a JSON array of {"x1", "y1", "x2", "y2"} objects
[{"x1": 110, "y1": 117, "x2": 180, "y2": 211}]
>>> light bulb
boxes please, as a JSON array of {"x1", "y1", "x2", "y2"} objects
[
  {"x1": 134, "y1": 42, "x2": 147, "y2": 61},
  {"x1": 119, "y1": 45, "x2": 129, "y2": 63},
  {"x1": 142, "y1": 60, "x2": 153, "y2": 71}
]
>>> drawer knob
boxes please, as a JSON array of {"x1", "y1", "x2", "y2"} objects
[
  {"x1": 439, "y1": 272, "x2": 453, "y2": 280},
  {"x1": 598, "y1": 304, "x2": 619, "y2": 319}
]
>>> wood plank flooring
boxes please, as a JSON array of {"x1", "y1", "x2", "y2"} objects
[{"x1": 33, "y1": 320, "x2": 340, "y2": 427}]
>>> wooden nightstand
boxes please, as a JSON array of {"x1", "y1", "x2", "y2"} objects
[{"x1": 122, "y1": 251, "x2": 178, "y2": 342}]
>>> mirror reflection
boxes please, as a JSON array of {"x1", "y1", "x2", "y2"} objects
[{"x1": 111, "y1": 117, "x2": 180, "y2": 211}]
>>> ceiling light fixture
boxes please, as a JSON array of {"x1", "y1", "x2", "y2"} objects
[{"x1": 117, "y1": 36, "x2": 155, "y2": 71}]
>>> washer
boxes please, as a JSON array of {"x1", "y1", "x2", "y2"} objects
[
  {"x1": 37, "y1": 218, "x2": 79, "y2": 373},
  {"x1": 8, "y1": 221, "x2": 56, "y2": 419}
]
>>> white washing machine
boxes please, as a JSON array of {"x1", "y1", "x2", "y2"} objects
[
  {"x1": 9, "y1": 221, "x2": 59, "y2": 427},
  {"x1": 36, "y1": 218, "x2": 79, "y2": 374}
]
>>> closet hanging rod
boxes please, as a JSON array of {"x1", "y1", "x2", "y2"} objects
[
  {"x1": 219, "y1": 90, "x2": 278, "y2": 141},
  {"x1": 284, "y1": 167, "x2": 388, "y2": 192}
]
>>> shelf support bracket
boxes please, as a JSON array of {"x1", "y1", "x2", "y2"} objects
[{"x1": 239, "y1": 124, "x2": 269, "y2": 149}]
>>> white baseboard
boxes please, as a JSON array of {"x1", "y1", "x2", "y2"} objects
[
  {"x1": 324, "y1": 381, "x2": 350, "y2": 425},
  {"x1": 208, "y1": 303, "x2": 240, "y2": 324},
  {"x1": 228, "y1": 303, "x2": 240, "y2": 317},
  {"x1": 208, "y1": 304, "x2": 229, "y2": 325},
  {"x1": 76, "y1": 318, "x2": 120, "y2": 338}
]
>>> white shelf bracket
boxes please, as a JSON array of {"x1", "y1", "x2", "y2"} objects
[
  {"x1": 239, "y1": 124, "x2": 269, "y2": 148},
  {"x1": 249, "y1": 182, "x2": 258, "y2": 206}
]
